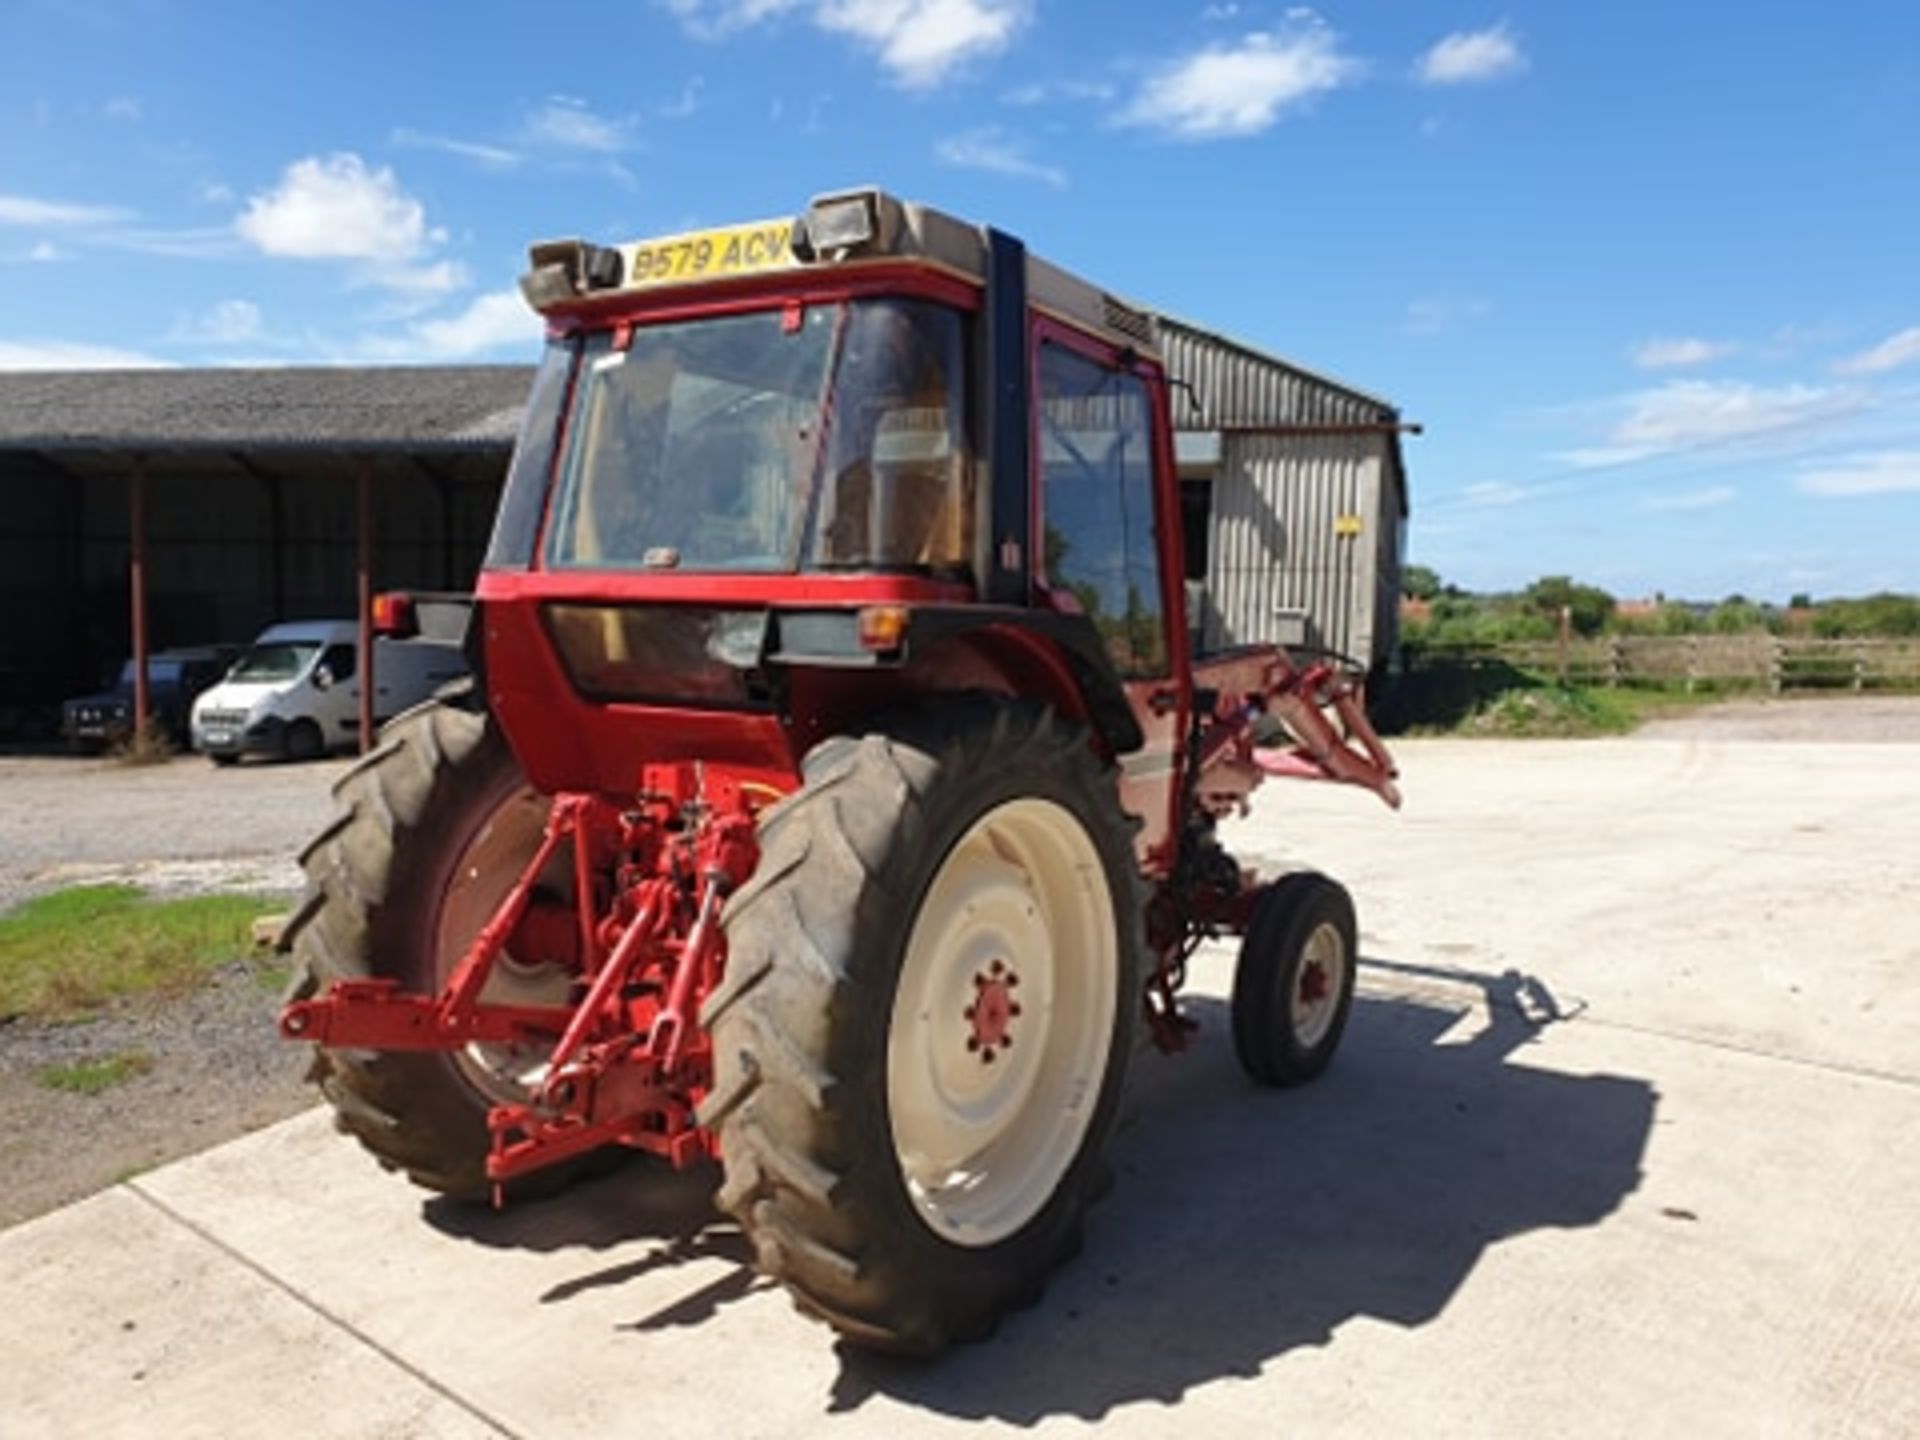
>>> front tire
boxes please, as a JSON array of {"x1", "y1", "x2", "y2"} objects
[
  {"x1": 1230, "y1": 872, "x2": 1358, "y2": 1087},
  {"x1": 705, "y1": 698, "x2": 1145, "y2": 1353}
]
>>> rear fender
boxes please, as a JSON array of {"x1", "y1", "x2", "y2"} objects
[{"x1": 900, "y1": 614, "x2": 1142, "y2": 758}]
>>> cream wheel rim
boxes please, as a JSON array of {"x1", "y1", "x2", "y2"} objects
[
  {"x1": 1289, "y1": 920, "x2": 1346, "y2": 1049},
  {"x1": 887, "y1": 797, "x2": 1118, "y2": 1247},
  {"x1": 434, "y1": 785, "x2": 575, "y2": 1106}
]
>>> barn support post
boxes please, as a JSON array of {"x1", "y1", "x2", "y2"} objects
[
  {"x1": 129, "y1": 452, "x2": 151, "y2": 744},
  {"x1": 356, "y1": 455, "x2": 375, "y2": 754}
]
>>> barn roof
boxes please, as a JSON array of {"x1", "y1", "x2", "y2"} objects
[{"x1": 0, "y1": 366, "x2": 537, "y2": 453}]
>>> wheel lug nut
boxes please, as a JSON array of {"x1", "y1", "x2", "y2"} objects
[
  {"x1": 982, "y1": 1049, "x2": 997, "y2": 1064},
  {"x1": 1009, "y1": 1002, "x2": 1022, "y2": 1018},
  {"x1": 966, "y1": 1036, "x2": 980, "y2": 1052}
]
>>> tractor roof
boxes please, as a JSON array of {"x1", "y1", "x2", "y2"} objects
[{"x1": 519, "y1": 186, "x2": 1161, "y2": 359}]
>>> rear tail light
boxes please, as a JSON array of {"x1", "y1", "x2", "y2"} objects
[{"x1": 371, "y1": 591, "x2": 418, "y2": 638}]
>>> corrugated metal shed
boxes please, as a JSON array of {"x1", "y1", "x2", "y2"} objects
[{"x1": 1153, "y1": 314, "x2": 1409, "y2": 672}]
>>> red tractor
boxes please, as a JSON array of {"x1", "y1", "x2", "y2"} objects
[{"x1": 279, "y1": 187, "x2": 1401, "y2": 1353}]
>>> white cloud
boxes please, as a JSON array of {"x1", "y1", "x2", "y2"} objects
[
  {"x1": 0, "y1": 193, "x2": 133, "y2": 227},
  {"x1": 0, "y1": 339, "x2": 172, "y2": 370},
  {"x1": 935, "y1": 126, "x2": 1065, "y2": 187},
  {"x1": 661, "y1": 76, "x2": 706, "y2": 119},
  {"x1": 818, "y1": 0, "x2": 1027, "y2": 88},
  {"x1": 520, "y1": 97, "x2": 636, "y2": 153},
  {"x1": 662, "y1": 0, "x2": 802, "y2": 37},
  {"x1": 177, "y1": 299, "x2": 264, "y2": 345},
  {"x1": 369, "y1": 289, "x2": 542, "y2": 361},
  {"x1": 1643, "y1": 485, "x2": 1736, "y2": 512},
  {"x1": 24, "y1": 241, "x2": 65, "y2": 262},
  {"x1": 1462, "y1": 480, "x2": 1531, "y2": 507},
  {"x1": 355, "y1": 258, "x2": 472, "y2": 302},
  {"x1": 1402, "y1": 294, "x2": 1490, "y2": 337},
  {"x1": 96, "y1": 225, "x2": 238, "y2": 260},
  {"x1": 1001, "y1": 77, "x2": 1114, "y2": 106},
  {"x1": 666, "y1": 0, "x2": 1022, "y2": 86},
  {"x1": 1796, "y1": 451, "x2": 1920, "y2": 497},
  {"x1": 236, "y1": 154, "x2": 439, "y2": 261},
  {"x1": 391, "y1": 127, "x2": 523, "y2": 169},
  {"x1": 103, "y1": 96, "x2": 142, "y2": 122},
  {"x1": 1632, "y1": 336, "x2": 1736, "y2": 370},
  {"x1": 1122, "y1": 21, "x2": 1356, "y2": 139},
  {"x1": 1560, "y1": 380, "x2": 1861, "y2": 468},
  {"x1": 1417, "y1": 23, "x2": 1528, "y2": 86},
  {"x1": 1834, "y1": 326, "x2": 1920, "y2": 377}
]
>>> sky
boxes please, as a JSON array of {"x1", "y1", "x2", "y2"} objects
[{"x1": 3, "y1": 0, "x2": 1918, "y2": 602}]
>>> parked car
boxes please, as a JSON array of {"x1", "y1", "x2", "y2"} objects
[
  {"x1": 190, "y1": 620, "x2": 468, "y2": 764},
  {"x1": 60, "y1": 646, "x2": 239, "y2": 752}
]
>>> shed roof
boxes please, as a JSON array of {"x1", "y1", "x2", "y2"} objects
[
  {"x1": 0, "y1": 366, "x2": 535, "y2": 454},
  {"x1": 1151, "y1": 312, "x2": 1401, "y2": 425}
]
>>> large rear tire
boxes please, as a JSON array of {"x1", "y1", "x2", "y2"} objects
[
  {"x1": 705, "y1": 698, "x2": 1145, "y2": 1353},
  {"x1": 281, "y1": 693, "x2": 593, "y2": 1200}
]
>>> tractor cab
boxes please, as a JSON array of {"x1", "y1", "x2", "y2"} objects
[{"x1": 477, "y1": 187, "x2": 1212, "y2": 852}]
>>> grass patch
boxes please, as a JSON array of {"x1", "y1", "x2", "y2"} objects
[
  {"x1": 1459, "y1": 684, "x2": 1644, "y2": 737},
  {"x1": 0, "y1": 884, "x2": 283, "y2": 1022},
  {"x1": 1384, "y1": 658, "x2": 1729, "y2": 738},
  {"x1": 36, "y1": 1050, "x2": 154, "y2": 1095},
  {"x1": 1454, "y1": 683, "x2": 1725, "y2": 737}
]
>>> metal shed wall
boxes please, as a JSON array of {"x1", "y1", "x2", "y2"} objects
[
  {"x1": 1206, "y1": 433, "x2": 1389, "y2": 664},
  {"x1": 1153, "y1": 315, "x2": 1408, "y2": 670}
]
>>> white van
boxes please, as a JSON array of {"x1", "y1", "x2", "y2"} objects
[{"x1": 190, "y1": 620, "x2": 468, "y2": 763}]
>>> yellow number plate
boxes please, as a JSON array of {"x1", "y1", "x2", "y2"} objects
[{"x1": 622, "y1": 219, "x2": 795, "y2": 288}]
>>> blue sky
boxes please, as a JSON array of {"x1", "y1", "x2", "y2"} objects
[{"x1": 4, "y1": 1, "x2": 1918, "y2": 601}]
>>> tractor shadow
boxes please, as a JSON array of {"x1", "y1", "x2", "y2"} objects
[
  {"x1": 421, "y1": 1154, "x2": 765, "y2": 1323},
  {"x1": 826, "y1": 960, "x2": 1655, "y2": 1422}
]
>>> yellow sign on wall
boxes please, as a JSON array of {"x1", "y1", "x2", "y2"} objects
[{"x1": 1334, "y1": 514, "x2": 1364, "y2": 538}]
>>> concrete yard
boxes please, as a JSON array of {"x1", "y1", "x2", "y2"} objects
[{"x1": 3, "y1": 705, "x2": 1917, "y2": 1437}]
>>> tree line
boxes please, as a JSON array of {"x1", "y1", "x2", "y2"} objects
[{"x1": 1401, "y1": 566, "x2": 1920, "y2": 646}]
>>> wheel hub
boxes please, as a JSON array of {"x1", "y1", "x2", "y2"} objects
[
  {"x1": 1288, "y1": 920, "x2": 1347, "y2": 1048},
  {"x1": 965, "y1": 961, "x2": 1021, "y2": 1061}
]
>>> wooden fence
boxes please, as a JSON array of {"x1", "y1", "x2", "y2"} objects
[{"x1": 1408, "y1": 635, "x2": 1920, "y2": 694}]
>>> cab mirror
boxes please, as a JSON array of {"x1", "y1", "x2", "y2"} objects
[{"x1": 312, "y1": 665, "x2": 333, "y2": 691}]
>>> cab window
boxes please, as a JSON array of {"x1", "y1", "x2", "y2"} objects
[{"x1": 1037, "y1": 344, "x2": 1167, "y2": 678}]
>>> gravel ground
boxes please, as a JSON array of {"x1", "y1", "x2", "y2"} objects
[
  {"x1": 0, "y1": 750, "x2": 346, "y2": 1229},
  {"x1": 0, "y1": 751, "x2": 350, "y2": 911},
  {"x1": 0, "y1": 965, "x2": 312, "y2": 1227},
  {"x1": 1632, "y1": 692, "x2": 1920, "y2": 742}
]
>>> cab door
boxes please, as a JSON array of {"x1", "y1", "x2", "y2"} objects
[{"x1": 1030, "y1": 322, "x2": 1187, "y2": 869}]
